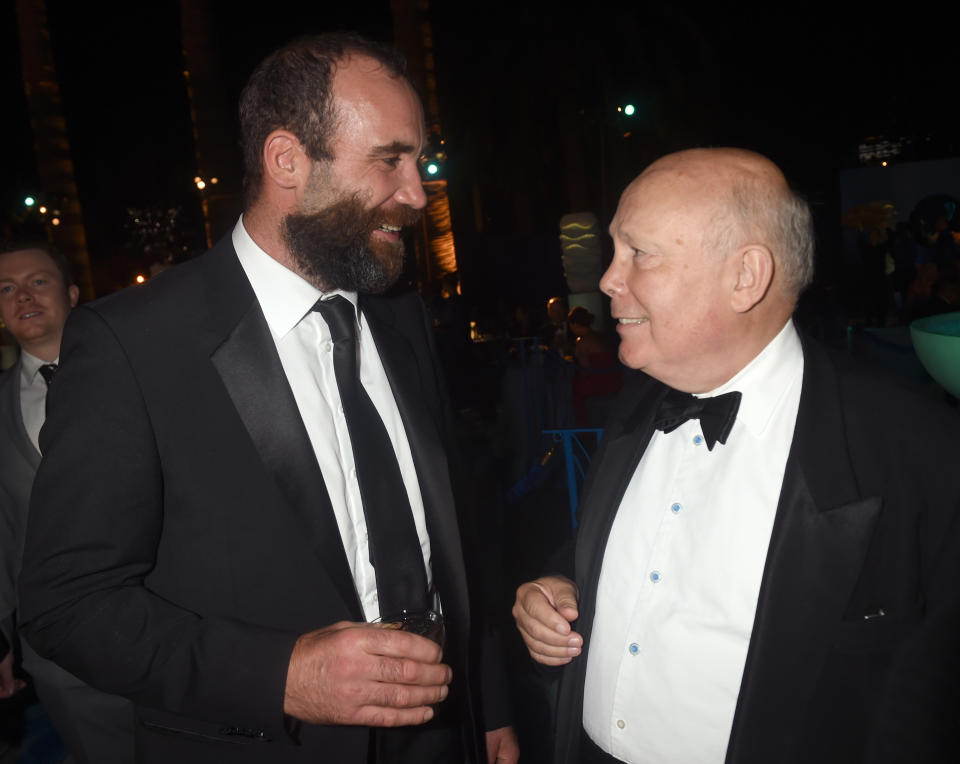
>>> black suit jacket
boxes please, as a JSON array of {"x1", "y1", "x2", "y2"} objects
[
  {"x1": 0, "y1": 357, "x2": 38, "y2": 656},
  {"x1": 18, "y1": 237, "x2": 500, "y2": 763},
  {"x1": 553, "y1": 333, "x2": 960, "y2": 763}
]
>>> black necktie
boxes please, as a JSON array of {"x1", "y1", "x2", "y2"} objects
[
  {"x1": 38, "y1": 363, "x2": 58, "y2": 387},
  {"x1": 313, "y1": 295, "x2": 429, "y2": 617},
  {"x1": 654, "y1": 388, "x2": 742, "y2": 451},
  {"x1": 39, "y1": 363, "x2": 58, "y2": 417}
]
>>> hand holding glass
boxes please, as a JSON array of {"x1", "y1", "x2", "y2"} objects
[{"x1": 373, "y1": 609, "x2": 445, "y2": 646}]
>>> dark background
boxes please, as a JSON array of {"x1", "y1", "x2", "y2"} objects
[
  {"x1": 2, "y1": 4, "x2": 958, "y2": 758},
  {"x1": 2, "y1": 1, "x2": 957, "y2": 311}
]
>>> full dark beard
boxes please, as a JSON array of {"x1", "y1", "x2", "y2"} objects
[{"x1": 282, "y1": 195, "x2": 420, "y2": 294}]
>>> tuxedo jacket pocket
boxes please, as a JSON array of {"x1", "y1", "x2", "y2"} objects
[
  {"x1": 139, "y1": 708, "x2": 270, "y2": 746},
  {"x1": 832, "y1": 610, "x2": 917, "y2": 655}
]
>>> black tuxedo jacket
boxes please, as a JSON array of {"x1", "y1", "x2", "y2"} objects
[
  {"x1": 18, "y1": 237, "x2": 502, "y2": 763},
  {"x1": 553, "y1": 333, "x2": 960, "y2": 763}
]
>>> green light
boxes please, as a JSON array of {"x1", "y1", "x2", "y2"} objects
[
  {"x1": 24, "y1": 196, "x2": 35, "y2": 207},
  {"x1": 426, "y1": 163, "x2": 439, "y2": 175},
  {"x1": 623, "y1": 104, "x2": 636, "y2": 117}
]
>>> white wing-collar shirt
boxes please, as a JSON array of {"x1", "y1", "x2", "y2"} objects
[
  {"x1": 232, "y1": 218, "x2": 432, "y2": 622},
  {"x1": 583, "y1": 319, "x2": 804, "y2": 763}
]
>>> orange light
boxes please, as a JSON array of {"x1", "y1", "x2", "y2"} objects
[
  {"x1": 881, "y1": 161, "x2": 888, "y2": 167},
  {"x1": 210, "y1": 177, "x2": 219, "y2": 184},
  {"x1": 38, "y1": 206, "x2": 47, "y2": 214},
  {"x1": 196, "y1": 180, "x2": 206, "y2": 190},
  {"x1": 51, "y1": 217, "x2": 60, "y2": 226},
  {"x1": 136, "y1": 275, "x2": 146, "y2": 284}
]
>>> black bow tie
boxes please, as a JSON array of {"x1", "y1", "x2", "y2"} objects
[{"x1": 654, "y1": 388, "x2": 742, "y2": 451}]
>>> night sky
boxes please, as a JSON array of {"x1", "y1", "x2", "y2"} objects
[{"x1": 2, "y1": 1, "x2": 957, "y2": 308}]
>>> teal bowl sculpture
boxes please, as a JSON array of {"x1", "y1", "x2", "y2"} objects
[{"x1": 910, "y1": 312, "x2": 960, "y2": 397}]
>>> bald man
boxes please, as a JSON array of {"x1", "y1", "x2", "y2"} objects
[{"x1": 513, "y1": 149, "x2": 960, "y2": 764}]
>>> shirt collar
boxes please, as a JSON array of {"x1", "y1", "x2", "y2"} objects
[
  {"x1": 231, "y1": 216, "x2": 358, "y2": 342},
  {"x1": 20, "y1": 350, "x2": 58, "y2": 386},
  {"x1": 699, "y1": 319, "x2": 803, "y2": 438}
]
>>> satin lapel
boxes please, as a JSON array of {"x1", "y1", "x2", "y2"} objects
[
  {"x1": 203, "y1": 243, "x2": 360, "y2": 617},
  {"x1": 574, "y1": 373, "x2": 666, "y2": 590},
  {"x1": 725, "y1": 338, "x2": 881, "y2": 764},
  {"x1": 360, "y1": 297, "x2": 470, "y2": 621},
  {"x1": 2, "y1": 359, "x2": 40, "y2": 470}
]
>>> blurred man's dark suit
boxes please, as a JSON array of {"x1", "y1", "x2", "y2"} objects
[
  {"x1": 555, "y1": 333, "x2": 960, "y2": 764},
  {"x1": 0, "y1": 354, "x2": 135, "y2": 763},
  {"x1": 0, "y1": 355, "x2": 37, "y2": 712},
  {"x1": 0, "y1": 355, "x2": 36, "y2": 663},
  {"x1": 19, "y1": 236, "x2": 509, "y2": 763}
]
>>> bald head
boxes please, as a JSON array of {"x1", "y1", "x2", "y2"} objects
[
  {"x1": 601, "y1": 148, "x2": 811, "y2": 391},
  {"x1": 639, "y1": 148, "x2": 814, "y2": 299}
]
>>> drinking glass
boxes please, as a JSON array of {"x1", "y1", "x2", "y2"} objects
[{"x1": 374, "y1": 608, "x2": 445, "y2": 647}]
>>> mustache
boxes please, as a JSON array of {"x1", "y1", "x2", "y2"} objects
[
  {"x1": 374, "y1": 204, "x2": 422, "y2": 230},
  {"x1": 298, "y1": 192, "x2": 421, "y2": 235}
]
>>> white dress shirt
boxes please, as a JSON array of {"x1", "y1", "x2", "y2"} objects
[
  {"x1": 19, "y1": 350, "x2": 56, "y2": 452},
  {"x1": 232, "y1": 219, "x2": 432, "y2": 622},
  {"x1": 583, "y1": 320, "x2": 804, "y2": 763}
]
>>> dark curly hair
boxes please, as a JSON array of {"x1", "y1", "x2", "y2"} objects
[{"x1": 238, "y1": 32, "x2": 408, "y2": 207}]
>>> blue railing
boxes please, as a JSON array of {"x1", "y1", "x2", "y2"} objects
[{"x1": 542, "y1": 428, "x2": 603, "y2": 529}]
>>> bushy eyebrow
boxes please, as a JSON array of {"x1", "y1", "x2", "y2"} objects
[{"x1": 369, "y1": 140, "x2": 418, "y2": 158}]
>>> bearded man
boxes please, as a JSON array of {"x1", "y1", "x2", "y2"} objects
[{"x1": 18, "y1": 33, "x2": 517, "y2": 764}]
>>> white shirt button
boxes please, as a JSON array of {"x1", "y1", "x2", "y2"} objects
[
  {"x1": 628, "y1": 642, "x2": 640, "y2": 655},
  {"x1": 670, "y1": 502, "x2": 681, "y2": 514},
  {"x1": 616, "y1": 719, "x2": 625, "y2": 729},
  {"x1": 649, "y1": 570, "x2": 662, "y2": 583},
  {"x1": 693, "y1": 434, "x2": 704, "y2": 445}
]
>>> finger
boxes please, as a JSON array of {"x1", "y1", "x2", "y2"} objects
[
  {"x1": 532, "y1": 579, "x2": 579, "y2": 618},
  {"x1": 526, "y1": 648, "x2": 574, "y2": 667},
  {"x1": 513, "y1": 596, "x2": 581, "y2": 649},
  {"x1": 367, "y1": 676, "x2": 449, "y2": 709},
  {"x1": 514, "y1": 613, "x2": 574, "y2": 651},
  {"x1": 370, "y1": 655, "x2": 452, "y2": 687},
  {"x1": 362, "y1": 627, "x2": 443, "y2": 664},
  {"x1": 515, "y1": 582, "x2": 577, "y2": 637},
  {"x1": 515, "y1": 620, "x2": 581, "y2": 663},
  {"x1": 354, "y1": 704, "x2": 436, "y2": 728}
]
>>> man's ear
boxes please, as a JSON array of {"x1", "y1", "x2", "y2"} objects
[
  {"x1": 730, "y1": 244, "x2": 774, "y2": 313},
  {"x1": 67, "y1": 284, "x2": 79, "y2": 309},
  {"x1": 262, "y1": 130, "x2": 309, "y2": 192}
]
